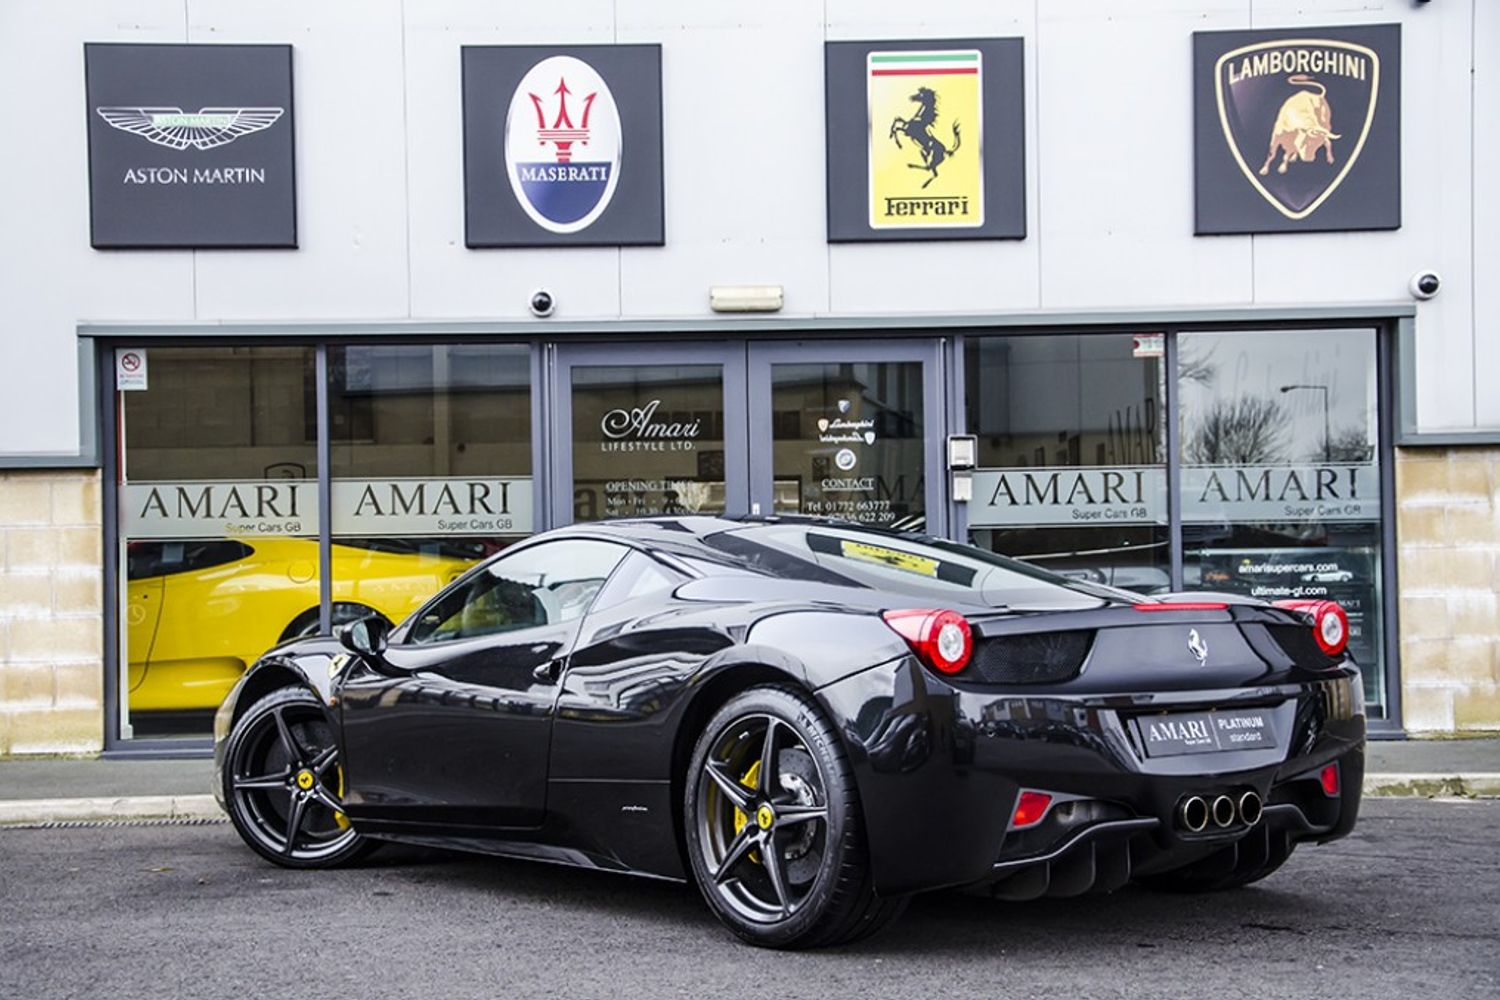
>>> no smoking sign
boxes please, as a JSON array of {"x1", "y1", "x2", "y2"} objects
[{"x1": 115, "y1": 349, "x2": 148, "y2": 391}]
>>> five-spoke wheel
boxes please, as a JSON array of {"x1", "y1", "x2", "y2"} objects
[
  {"x1": 685, "y1": 686, "x2": 906, "y2": 948},
  {"x1": 222, "y1": 687, "x2": 372, "y2": 868}
]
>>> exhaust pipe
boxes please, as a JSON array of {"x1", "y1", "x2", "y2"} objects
[
  {"x1": 1238, "y1": 790, "x2": 1263, "y2": 827},
  {"x1": 1179, "y1": 795, "x2": 1209, "y2": 833},
  {"x1": 1211, "y1": 795, "x2": 1236, "y2": 828}
]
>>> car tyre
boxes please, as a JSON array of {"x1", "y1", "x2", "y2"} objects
[
  {"x1": 684, "y1": 684, "x2": 907, "y2": 949},
  {"x1": 222, "y1": 686, "x2": 376, "y2": 869}
]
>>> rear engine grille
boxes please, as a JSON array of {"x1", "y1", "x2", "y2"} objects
[
  {"x1": 971, "y1": 631, "x2": 1095, "y2": 685},
  {"x1": 1265, "y1": 624, "x2": 1338, "y2": 668}
]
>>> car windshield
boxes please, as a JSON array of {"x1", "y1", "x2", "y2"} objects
[{"x1": 701, "y1": 523, "x2": 1125, "y2": 610}]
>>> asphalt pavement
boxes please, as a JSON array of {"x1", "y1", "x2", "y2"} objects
[{"x1": 1, "y1": 798, "x2": 1495, "y2": 1000}]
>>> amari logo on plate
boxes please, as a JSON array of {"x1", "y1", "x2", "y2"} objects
[{"x1": 505, "y1": 56, "x2": 622, "y2": 234}]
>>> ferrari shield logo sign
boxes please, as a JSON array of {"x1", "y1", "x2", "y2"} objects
[
  {"x1": 867, "y1": 50, "x2": 983, "y2": 229},
  {"x1": 1215, "y1": 39, "x2": 1378, "y2": 220},
  {"x1": 504, "y1": 56, "x2": 622, "y2": 234},
  {"x1": 825, "y1": 37, "x2": 1024, "y2": 242},
  {"x1": 1193, "y1": 24, "x2": 1400, "y2": 234}
]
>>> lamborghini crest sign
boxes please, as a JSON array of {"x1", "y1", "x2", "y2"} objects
[{"x1": 1193, "y1": 24, "x2": 1400, "y2": 234}]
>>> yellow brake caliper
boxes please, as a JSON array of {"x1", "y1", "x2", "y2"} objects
[
  {"x1": 334, "y1": 764, "x2": 350, "y2": 831},
  {"x1": 731, "y1": 759, "x2": 762, "y2": 864}
]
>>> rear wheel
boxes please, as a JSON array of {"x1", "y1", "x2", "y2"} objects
[
  {"x1": 684, "y1": 685, "x2": 906, "y2": 949},
  {"x1": 222, "y1": 686, "x2": 375, "y2": 868}
]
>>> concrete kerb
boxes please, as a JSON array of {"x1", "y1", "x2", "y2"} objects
[
  {"x1": 1361, "y1": 773, "x2": 1500, "y2": 799},
  {"x1": 0, "y1": 794, "x2": 222, "y2": 826}
]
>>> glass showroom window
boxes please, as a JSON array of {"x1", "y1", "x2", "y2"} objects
[
  {"x1": 118, "y1": 346, "x2": 319, "y2": 740},
  {"x1": 965, "y1": 334, "x2": 1169, "y2": 592},
  {"x1": 326, "y1": 344, "x2": 533, "y2": 635},
  {"x1": 1177, "y1": 329, "x2": 1387, "y2": 716}
]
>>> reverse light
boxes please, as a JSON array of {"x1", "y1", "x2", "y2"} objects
[
  {"x1": 1319, "y1": 763, "x2": 1341, "y2": 797},
  {"x1": 1010, "y1": 791, "x2": 1053, "y2": 829},
  {"x1": 881, "y1": 608, "x2": 973, "y2": 675},
  {"x1": 1273, "y1": 599, "x2": 1350, "y2": 658}
]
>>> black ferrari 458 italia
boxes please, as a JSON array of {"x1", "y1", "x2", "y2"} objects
[{"x1": 214, "y1": 516, "x2": 1365, "y2": 948}]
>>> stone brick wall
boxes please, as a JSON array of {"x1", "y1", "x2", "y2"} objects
[
  {"x1": 1396, "y1": 447, "x2": 1500, "y2": 734},
  {"x1": 0, "y1": 470, "x2": 104, "y2": 754}
]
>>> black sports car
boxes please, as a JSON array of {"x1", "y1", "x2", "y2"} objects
[{"x1": 214, "y1": 516, "x2": 1365, "y2": 948}]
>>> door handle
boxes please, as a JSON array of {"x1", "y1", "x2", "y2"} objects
[{"x1": 532, "y1": 659, "x2": 564, "y2": 684}]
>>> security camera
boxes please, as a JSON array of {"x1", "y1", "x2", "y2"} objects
[
  {"x1": 1408, "y1": 271, "x2": 1441, "y2": 300},
  {"x1": 528, "y1": 289, "x2": 555, "y2": 318}
]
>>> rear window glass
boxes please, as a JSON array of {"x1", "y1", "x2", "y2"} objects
[{"x1": 702, "y1": 524, "x2": 1116, "y2": 610}]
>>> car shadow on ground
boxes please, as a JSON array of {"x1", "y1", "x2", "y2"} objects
[{"x1": 356, "y1": 841, "x2": 1349, "y2": 954}]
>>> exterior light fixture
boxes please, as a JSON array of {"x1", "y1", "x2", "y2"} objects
[{"x1": 709, "y1": 285, "x2": 784, "y2": 313}]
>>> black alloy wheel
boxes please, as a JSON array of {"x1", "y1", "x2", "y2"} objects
[
  {"x1": 222, "y1": 687, "x2": 373, "y2": 868},
  {"x1": 684, "y1": 685, "x2": 906, "y2": 949}
]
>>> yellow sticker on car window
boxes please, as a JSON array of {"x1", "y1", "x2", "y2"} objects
[{"x1": 838, "y1": 540, "x2": 940, "y2": 578}]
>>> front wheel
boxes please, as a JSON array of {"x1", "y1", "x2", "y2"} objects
[
  {"x1": 221, "y1": 686, "x2": 375, "y2": 869},
  {"x1": 683, "y1": 685, "x2": 906, "y2": 949}
]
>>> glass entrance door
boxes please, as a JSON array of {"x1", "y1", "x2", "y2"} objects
[
  {"x1": 748, "y1": 342, "x2": 944, "y2": 533},
  {"x1": 552, "y1": 343, "x2": 749, "y2": 524},
  {"x1": 554, "y1": 340, "x2": 945, "y2": 534}
]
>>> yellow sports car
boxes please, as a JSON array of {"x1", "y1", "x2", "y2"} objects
[{"x1": 126, "y1": 537, "x2": 481, "y2": 713}]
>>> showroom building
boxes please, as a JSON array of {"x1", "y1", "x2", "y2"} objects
[{"x1": 0, "y1": 0, "x2": 1496, "y2": 755}]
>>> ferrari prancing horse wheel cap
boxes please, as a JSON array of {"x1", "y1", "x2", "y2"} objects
[
  {"x1": 295, "y1": 769, "x2": 315, "y2": 791},
  {"x1": 756, "y1": 804, "x2": 775, "y2": 830}
]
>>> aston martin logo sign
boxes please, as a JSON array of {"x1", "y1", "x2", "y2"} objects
[
  {"x1": 1193, "y1": 25, "x2": 1400, "y2": 234},
  {"x1": 85, "y1": 43, "x2": 297, "y2": 248},
  {"x1": 96, "y1": 107, "x2": 284, "y2": 151}
]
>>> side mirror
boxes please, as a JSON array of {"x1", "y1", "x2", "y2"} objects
[{"x1": 339, "y1": 615, "x2": 390, "y2": 659}]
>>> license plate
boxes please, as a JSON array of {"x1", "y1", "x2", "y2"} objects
[{"x1": 1135, "y1": 708, "x2": 1277, "y2": 757}]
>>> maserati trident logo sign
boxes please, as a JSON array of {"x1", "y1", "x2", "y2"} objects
[
  {"x1": 462, "y1": 44, "x2": 664, "y2": 247},
  {"x1": 504, "y1": 56, "x2": 622, "y2": 234},
  {"x1": 96, "y1": 107, "x2": 284, "y2": 151},
  {"x1": 1187, "y1": 629, "x2": 1209, "y2": 667}
]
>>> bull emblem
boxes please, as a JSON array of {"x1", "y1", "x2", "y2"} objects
[
  {"x1": 1258, "y1": 74, "x2": 1343, "y2": 176},
  {"x1": 888, "y1": 87, "x2": 961, "y2": 189}
]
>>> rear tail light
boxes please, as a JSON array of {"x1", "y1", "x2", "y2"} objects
[
  {"x1": 1010, "y1": 790, "x2": 1053, "y2": 829},
  {"x1": 1319, "y1": 763, "x2": 1341, "y2": 797},
  {"x1": 1273, "y1": 599, "x2": 1349, "y2": 658},
  {"x1": 881, "y1": 608, "x2": 972, "y2": 675}
]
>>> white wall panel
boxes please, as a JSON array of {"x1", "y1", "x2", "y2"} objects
[
  {"x1": 1473, "y1": 0, "x2": 1500, "y2": 427},
  {"x1": 0, "y1": 1, "x2": 1494, "y2": 456},
  {"x1": 404, "y1": 0, "x2": 622, "y2": 320},
  {"x1": 826, "y1": 0, "x2": 1040, "y2": 314},
  {"x1": 1036, "y1": 1, "x2": 1253, "y2": 309},
  {"x1": 1249, "y1": 1, "x2": 1476, "y2": 430},
  {"x1": 187, "y1": 1, "x2": 410, "y2": 320},
  {"x1": 615, "y1": 1, "x2": 830, "y2": 318},
  {"x1": 0, "y1": 2, "x2": 195, "y2": 455}
]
